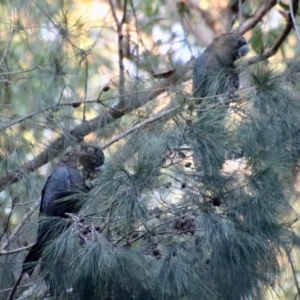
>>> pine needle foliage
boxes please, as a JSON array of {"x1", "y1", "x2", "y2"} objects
[
  {"x1": 18, "y1": 62, "x2": 300, "y2": 300},
  {"x1": 2, "y1": 2, "x2": 300, "y2": 298}
]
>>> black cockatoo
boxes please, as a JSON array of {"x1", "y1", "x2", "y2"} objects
[
  {"x1": 22, "y1": 144, "x2": 105, "y2": 276},
  {"x1": 193, "y1": 33, "x2": 249, "y2": 102}
]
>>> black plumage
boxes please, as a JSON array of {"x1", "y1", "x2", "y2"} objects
[
  {"x1": 193, "y1": 33, "x2": 249, "y2": 101},
  {"x1": 22, "y1": 144, "x2": 105, "y2": 276}
]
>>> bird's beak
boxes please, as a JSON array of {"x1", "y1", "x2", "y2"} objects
[{"x1": 238, "y1": 44, "x2": 250, "y2": 57}]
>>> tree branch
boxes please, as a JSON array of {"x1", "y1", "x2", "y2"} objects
[
  {"x1": 238, "y1": 0, "x2": 243, "y2": 26},
  {"x1": 0, "y1": 200, "x2": 39, "y2": 250},
  {"x1": 6, "y1": 272, "x2": 24, "y2": 300},
  {"x1": 243, "y1": 0, "x2": 299, "y2": 65},
  {"x1": 0, "y1": 77, "x2": 181, "y2": 191},
  {"x1": 0, "y1": 283, "x2": 33, "y2": 294},
  {"x1": 236, "y1": 0, "x2": 278, "y2": 34},
  {"x1": 0, "y1": 244, "x2": 33, "y2": 256},
  {"x1": 108, "y1": 0, "x2": 127, "y2": 107},
  {"x1": 289, "y1": 0, "x2": 300, "y2": 43},
  {"x1": 0, "y1": 27, "x2": 14, "y2": 69},
  {"x1": 101, "y1": 106, "x2": 179, "y2": 150},
  {"x1": 285, "y1": 247, "x2": 300, "y2": 299}
]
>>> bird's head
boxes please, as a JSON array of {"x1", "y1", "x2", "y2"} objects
[
  {"x1": 76, "y1": 144, "x2": 105, "y2": 173},
  {"x1": 208, "y1": 33, "x2": 249, "y2": 64}
]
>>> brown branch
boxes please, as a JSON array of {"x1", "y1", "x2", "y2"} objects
[
  {"x1": 236, "y1": 0, "x2": 278, "y2": 34},
  {"x1": 108, "y1": 0, "x2": 127, "y2": 107},
  {"x1": 0, "y1": 86, "x2": 173, "y2": 132},
  {"x1": 0, "y1": 200, "x2": 39, "y2": 250},
  {"x1": 1, "y1": 111, "x2": 36, "y2": 131},
  {"x1": 0, "y1": 77, "x2": 179, "y2": 191},
  {"x1": 6, "y1": 272, "x2": 24, "y2": 300},
  {"x1": 244, "y1": 0, "x2": 299, "y2": 65},
  {"x1": 0, "y1": 244, "x2": 33, "y2": 256},
  {"x1": 0, "y1": 283, "x2": 33, "y2": 294},
  {"x1": 238, "y1": 0, "x2": 243, "y2": 26},
  {"x1": 0, "y1": 195, "x2": 14, "y2": 242}
]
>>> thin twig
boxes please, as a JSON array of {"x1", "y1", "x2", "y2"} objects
[
  {"x1": 245, "y1": 0, "x2": 299, "y2": 65},
  {"x1": 0, "y1": 66, "x2": 37, "y2": 76},
  {"x1": 123, "y1": 210, "x2": 197, "y2": 245},
  {"x1": 0, "y1": 244, "x2": 33, "y2": 256},
  {"x1": 0, "y1": 31, "x2": 13, "y2": 69},
  {"x1": 238, "y1": 0, "x2": 243, "y2": 26},
  {"x1": 0, "y1": 26, "x2": 14, "y2": 69},
  {"x1": 0, "y1": 85, "x2": 172, "y2": 132},
  {"x1": 6, "y1": 272, "x2": 24, "y2": 300},
  {"x1": 0, "y1": 98, "x2": 104, "y2": 131},
  {"x1": 289, "y1": 0, "x2": 300, "y2": 44},
  {"x1": 0, "y1": 193, "x2": 15, "y2": 242},
  {"x1": 285, "y1": 247, "x2": 300, "y2": 298},
  {"x1": 0, "y1": 75, "x2": 173, "y2": 191},
  {"x1": 0, "y1": 201, "x2": 39, "y2": 251},
  {"x1": 236, "y1": 0, "x2": 278, "y2": 34},
  {"x1": 108, "y1": 0, "x2": 128, "y2": 107},
  {"x1": 0, "y1": 282, "x2": 34, "y2": 294},
  {"x1": 129, "y1": 0, "x2": 140, "y2": 75},
  {"x1": 101, "y1": 106, "x2": 179, "y2": 150},
  {"x1": 83, "y1": 58, "x2": 88, "y2": 122}
]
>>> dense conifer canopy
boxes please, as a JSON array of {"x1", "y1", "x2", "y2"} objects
[{"x1": 1, "y1": 1, "x2": 300, "y2": 299}]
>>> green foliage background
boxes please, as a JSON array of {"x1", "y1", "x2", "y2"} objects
[{"x1": 1, "y1": 0, "x2": 300, "y2": 299}]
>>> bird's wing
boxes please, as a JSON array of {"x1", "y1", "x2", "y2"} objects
[
  {"x1": 23, "y1": 157, "x2": 89, "y2": 276},
  {"x1": 40, "y1": 166, "x2": 70, "y2": 217},
  {"x1": 193, "y1": 53, "x2": 209, "y2": 98},
  {"x1": 40, "y1": 165, "x2": 88, "y2": 217}
]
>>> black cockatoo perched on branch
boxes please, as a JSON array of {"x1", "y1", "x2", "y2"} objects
[
  {"x1": 193, "y1": 33, "x2": 249, "y2": 102},
  {"x1": 22, "y1": 144, "x2": 105, "y2": 276}
]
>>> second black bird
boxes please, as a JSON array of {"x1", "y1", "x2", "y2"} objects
[{"x1": 193, "y1": 33, "x2": 249, "y2": 103}]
